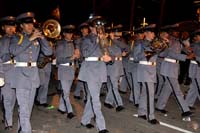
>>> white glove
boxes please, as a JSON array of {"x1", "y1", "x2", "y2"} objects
[{"x1": 0, "y1": 78, "x2": 5, "y2": 87}]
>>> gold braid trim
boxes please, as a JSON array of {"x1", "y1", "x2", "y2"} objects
[{"x1": 17, "y1": 33, "x2": 24, "y2": 45}]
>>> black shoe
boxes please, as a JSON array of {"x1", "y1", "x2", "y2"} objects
[
  {"x1": 41, "y1": 103, "x2": 49, "y2": 107},
  {"x1": 57, "y1": 109, "x2": 66, "y2": 114},
  {"x1": 154, "y1": 98, "x2": 158, "y2": 102},
  {"x1": 134, "y1": 104, "x2": 139, "y2": 108},
  {"x1": 5, "y1": 126, "x2": 12, "y2": 130},
  {"x1": 189, "y1": 106, "x2": 196, "y2": 110},
  {"x1": 84, "y1": 99, "x2": 87, "y2": 103},
  {"x1": 138, "y1": 115, "x2": 147, "y2": 120},
  {"x1": 74, "y1": 96, "x2": 81, "y2": 100},
  {"x1": 116, "y1": 106, "x2": 125, "y2": 112},
  {"x1": 104, "y1": 103, "x2": 114, "y2": 109},
  {"x1": 99, "y1": 129, "x2": 109, "y2": 133},
  {"x1": 67, "y1": 112, "x2": 75, "y2": 119},
  {"x1": 119, "y1": 90, "x2": 127, "y2": 94},
  {"x1": 182, "y1": 111, "x2": 193, "y2": 117},
  {"x1": 34, "y1": 100, "x2": 40, "y2": 105},
  {"x1": 100, "y1": 93, "x2": 106, "y2": 97},
  {"x1": 81, "y1": 123, "x2": 94, "y2": 129},
  {"x1": 155, "y1": 108, "x2": 168, "y2": 114},
  {"x1": 148, "y1": 119, "x2": 160, "y2": 124}
]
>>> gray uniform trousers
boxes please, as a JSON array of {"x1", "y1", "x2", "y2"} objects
[
  {"x1": 138, "y1": 82, "x2": 155, "y2": 120},
  {"x1": 1, "y1": 83, "x2": 16, "y2": 127},
  {"x1": 81, "y1": 80, "x2": 106, "y2": 130},
  {"x1": 0, "y1": 65, "x2": 16, "y2": 127},
  {"x1": 156, "y1": 76, "x2": 190, "y2": 113},
  {"x1": 74, "y1": 80, "x2": 84, "y2": 97},
  {"x1": 36, "y1": 62, "x2": 51, "y2": 104},
  {"x1": 185, "y1": 78, "x2": 200, "y2": 107},
  {"x1": 105, "y1": 76, "x2": 123, "y2": 107},
  {"x1": 154, "y1": 57, "x2": 165, "y2": 99},
  {"x1": 128, "y1": 61, "x2": 140, "y2": 105},
  {"x1": 119, "y1": 56, "x2": 130, "y2": 93},
  {"x1": 16, "y1": 86, "x2": 37, "y2": 132},
  {"x1": 59, "y1": 79, "x2": 73, "y2": 113},
  {"x1": 74, "y1": 80, "x2": 88, "y2": 101}
]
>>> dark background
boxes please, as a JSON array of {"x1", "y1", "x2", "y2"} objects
[{"x1": 0, "y1": 0, "x2": 197, "y2": 31}]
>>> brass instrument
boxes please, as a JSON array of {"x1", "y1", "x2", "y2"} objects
[
  {"x1": 36, "y1": 19, "x2": 61, "y2": 39},
  {"x1": 36, "y1": 19, "x2": 61, "y2": 69},
  {"x1": 42, "y1": 19, "x2": 61, "y2": 39},
  {"x1": 95, "y1": 19, "x2": 110, "y2": 55},
  {"x1": 150, "y1": 37, "x2": 169, "y2": 52}
]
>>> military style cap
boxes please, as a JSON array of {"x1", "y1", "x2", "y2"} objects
[
  {"x1": 190, "y1": 29, "x2": 200, "y2": 38},
  {"x1": 16, "y1": 12, "x2": 35, "y2": 23},
  {"x1": 88, "y1": 16, "x2": 106, "y2": 27},
  {"x1": 134, "y1": 27, "x2": 144, "y2": 34},
  {"x1": 0, "y1": 16, "x2": 16, "y2": 26},
  {"x1": 143, "y1": 24, "x2": 156, "y2": 32},
  {"x1": 106, "y1": 24, "x2": 123, "y2": 33},
  {"x1": 78, "y1": 22, "x2": 89, "y2": 30},
  {"x1": 160, "y1": 23, "x2": 179, "y2": 32},
  {"x1": 62, "y1": 24, "x2": 76, "y2": 33}
]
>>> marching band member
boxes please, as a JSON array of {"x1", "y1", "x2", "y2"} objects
[
  {"x1": 0, "y1": 16, "x2": 15, "y2": 130},
  {"x1": 78, "y1": 16, "x2": 110, "y2": 133},
  {"x1": 55, "y1": 24, "x2": 78, "y2": 119},
  {"x1": 9, "y1": 12, "x2": 52, "y2": 133}
]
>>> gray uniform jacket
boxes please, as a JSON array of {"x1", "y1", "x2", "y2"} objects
[
  {"x1": 107, "y1": 39, "x2": 124, "y2": 78},
  {"x1": 189, "y1": 42, "x2": 200, "y2": 78},
  {"x1": 55, "y1": 39, "x2": 75, "y2": 81},
  {"x1": 134, "y1": 39, "x2": 157, "y2": 83},
  {"x1": 78, "y1": 33, "x2": 107, "y2": 83},
  {"x1": 128, "y1": 39, "x2": 143, "y2": 73},
  {"x1": 10, "y1": 33, "x2": 52, "y2": 89},
  {"x1": 160, "y1": 36, "x2": 186, "y2": 79},
  {"x1": 0, "y1": 35, "x2": 14, "y2": 85}
]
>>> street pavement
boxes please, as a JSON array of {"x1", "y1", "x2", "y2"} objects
[{"x1": 0, "y1": 84, "x2": 200, "y2": 133}]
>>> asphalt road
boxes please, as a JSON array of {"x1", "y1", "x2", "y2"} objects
[{"x1": 0, "y1": 84, "x2": 200, "y2": 133}]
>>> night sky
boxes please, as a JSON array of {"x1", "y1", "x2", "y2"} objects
[{"x1": 0, "y1": 0, "x2": 197, "y2": 31}]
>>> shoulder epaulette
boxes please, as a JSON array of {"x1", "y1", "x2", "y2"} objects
[{"x1": 17, "y1": 33, "x2": 24, "y2": 45}]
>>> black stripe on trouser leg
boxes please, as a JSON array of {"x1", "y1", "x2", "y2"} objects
[
  {"x1": 129, "y1": 73, "x2": 135, "y2": 104},
  {"x1": 1, "y1": 96, "x2": 9, "y2": 127},
  {"x1": 194, "y1": 78, "x2": 200, "y2": 98},
  {"x1": 89, "y1": 94, "x2": 97, "y2": 128},
  {"x1": 17, "y1": 99, "x2": 22, "y2": 133},
  {"x1": 166, "y1": 77, "x2": 184, "y2": 112},
  {"x1": 155, "y1": 75, "x2": 165, "y2": 95},
  {"x1": 155, "y1": 74, "x2": 159, "y2": 94},
  {"x1": 83, "y1": 82, "x2": 88, "y2": 101},
  {"x1": 124, "y1": 70, "x2": 132, "y2": 91},
  {"x1": 108, "y1": 76, "x2": 119, "y2": 106},
  {"x1": 123, "y1": 68, "x2": 131, "y2": 91},
  {"x1": 157, "y1": 76, "x2": 165, "y2": 97},
  {"x1": 145, "y1": 82, "x2": 150, "y2": 121},
  {"x1": 60, "y1": 85, "x2": 68, "y2": 113}
]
